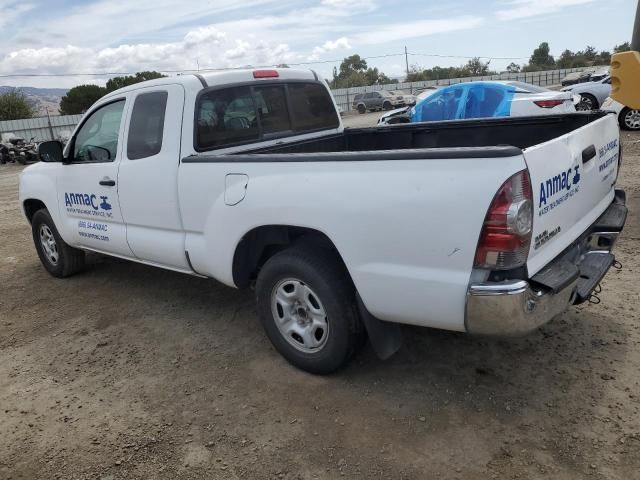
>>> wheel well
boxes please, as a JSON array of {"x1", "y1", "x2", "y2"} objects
[
  {"x1": 23, "y1": 199, "x2": 47, "y2": 223},
  {"x1": 232, "y1": 225, "x2": 343, "y2": 288}
]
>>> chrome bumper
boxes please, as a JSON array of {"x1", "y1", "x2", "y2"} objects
[
  {"x1": 465, "y1": 190, "x2": 627, "y2": 336},
  {"x1": 465, "y1": 278, "x2": 578, "y2": 336}
]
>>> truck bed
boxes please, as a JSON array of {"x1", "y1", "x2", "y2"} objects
[{"x1": 245, "y1": 112, "x2": 609, "y2": 156}]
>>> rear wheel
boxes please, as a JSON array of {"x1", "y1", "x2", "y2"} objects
[
  {"x1": 256, "y1": 244, "x2": 363, "y2": 374},
  {"x1": 576, "y1": 93, "x2": 598, "y2": 111},
  {"x1": 620, "y1": 107, "x2": 640, "y2": 130},
  {"x1": 357, "y1": 104, "x2": 366, "y2": 114},
  {"x1": 31, "y1": 209, "x2": 85, "y2": 278}
]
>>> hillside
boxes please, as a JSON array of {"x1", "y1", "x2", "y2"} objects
[{"x1": 0, "y1": 86, "x2": 68, "y2": 116}]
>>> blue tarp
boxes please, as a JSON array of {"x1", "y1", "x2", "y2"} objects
[{"x1": 410, "y1": 82, "x2": 516, "y2": 123}]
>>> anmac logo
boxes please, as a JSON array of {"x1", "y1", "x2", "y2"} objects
[
  {"x1": 538, "y1": 166, "x2": 581, "y2": 208},
  {"x1": 64, "y1": 192, "x2": 112, "y2": 211}
]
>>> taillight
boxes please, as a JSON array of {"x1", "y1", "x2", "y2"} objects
[
  {"x1": 253, "y1": 70, "x2": 279, "y2": 78},
  {"x1": 534, "y1": 99, "x2": 564, "y2": 108},
  {"x1": 474, "y1": 170, "x2": 533, "y2": 270}
]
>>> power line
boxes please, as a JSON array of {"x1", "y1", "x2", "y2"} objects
[
  {"x1": 0, "y1": 53, "x2": 407, "y2": 78},
  {"x1": 408, "y1": 52, "x2": 527, "y2": 60},
  {"x1": 0, "y1": 50, "x2": 527, "y2": 78}
]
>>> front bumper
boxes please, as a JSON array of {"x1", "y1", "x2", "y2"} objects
[{"x1": 465, "y1": 190, "x2": 627, "y2": 336}]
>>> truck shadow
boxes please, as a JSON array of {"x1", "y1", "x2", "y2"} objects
[{"x1": 80, "y1": 253, "x2": 629, "y2": 422}]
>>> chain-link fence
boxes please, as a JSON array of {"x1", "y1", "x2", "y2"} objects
[{"x1": 331, "y1": 66, "x2": 604, "y2": 113}]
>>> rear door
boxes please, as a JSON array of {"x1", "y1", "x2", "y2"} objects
[
  {"x1": 524, "y1": 114, "x2": 620, "y2": 275},
  {"x1": 117, "y1": 84, "x2": 188, "y2": 270}
]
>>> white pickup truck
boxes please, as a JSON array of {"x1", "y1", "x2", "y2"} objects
[{"x1": 20, "y1": 68, "x2": 627, "y2": 373}]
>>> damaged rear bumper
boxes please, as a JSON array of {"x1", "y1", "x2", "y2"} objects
[{"x1": 465, "y1": 190, "x2": 627, "y2": 336}]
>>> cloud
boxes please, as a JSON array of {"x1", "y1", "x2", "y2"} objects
[
  {"x1": 0, "y1": 1, "x2": 35, "y2": 29},
  {"x1": 308, "y1": 37, "x2": 352, "y2": 60},
  {"x1": 0, "y1": 25, "x2": 295, "y2": 80},
  {"x1": 320, "y1": 0, "x2": 376, "y2": 11},
  {"x1": 225, "y1": 40, "x2": 251, "y2": 60},
  {"x1": 495, "y1": 0, "x2": 596, "y2": 21},
  {"x1": 353, "y1": 15, "x2": 484, "y2": 45}
]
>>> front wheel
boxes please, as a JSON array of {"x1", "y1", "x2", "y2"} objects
[
  {"x1": 31, "y1": 209, "x2": 85, "y2": 278},
  {"x1": 620, "y1": 107, "x2": 640, "y2": 130},
  {"x1": 357, "y1": 104, "x2": 366, "y2": 114},
  {"x1": 256, "y1": 245, "x2": 363, "y2": 374},
  {"x1": 382, "y1": 101, "x2": 392, "y2": 111}
]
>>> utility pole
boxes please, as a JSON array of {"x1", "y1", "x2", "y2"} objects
[
  {"x1": 404, "y1": 46, "x2": 410, "y2": 80},
  {"x1": 46, "y1": 108, "x2": 55, "y2": 141}
]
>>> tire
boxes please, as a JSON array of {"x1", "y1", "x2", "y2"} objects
[
  {"x1": 256, "y1": 244, "x2": 363, "y2": 374},
  {"x1": 31, "y1": 209, "x2": 85, "y2": 278},
  {"x1": 576, "y1": 93, "x2": 598, "y2": 111},
  {"x1": 357, "y1": 104, "x2": 366, "y2": 114},
  {"x1": 619, "y1": 107, "x2": 640, "y2": 130},
  {"x1": 382, "y1": 101, "x2": 392, "y2": 111}
]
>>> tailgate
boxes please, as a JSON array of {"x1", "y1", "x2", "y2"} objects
[{"x1": 524, "y1": 113, "x2": 620, "y2": 275}]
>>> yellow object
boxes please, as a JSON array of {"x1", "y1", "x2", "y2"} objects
[{"x1": 610, "y1": 51, "x2": 640, "y2": 109}]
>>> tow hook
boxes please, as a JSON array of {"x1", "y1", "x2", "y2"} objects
[{"x1": 588, "y1": 283, "x2": 603, "y2": 304}]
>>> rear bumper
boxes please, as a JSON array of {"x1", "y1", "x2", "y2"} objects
[{"x1": 465, "y1": 190, "x2": 627, "y2": 336}]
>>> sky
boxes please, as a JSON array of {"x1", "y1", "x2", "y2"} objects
[{"x1": 0, "y1": 0, "x2": 636, "y2": 89}]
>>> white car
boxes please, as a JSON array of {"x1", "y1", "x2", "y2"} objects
[
  {"x1": 378, "y1": 81, "x2": 575, "y2": 125},
  {"x1": 562, "y1": 76, "x2": 611, "y2": 110},
  {"x1": 602, "y1": 97, "x2": 640, "y2": 130},
  {"x1": 20, "y1": 68, "x2": 626, "y2": 374}
]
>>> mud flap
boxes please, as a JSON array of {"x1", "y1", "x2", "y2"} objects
[{"x1": 356, "y1": 293, "x2": 403, "y2": 360}]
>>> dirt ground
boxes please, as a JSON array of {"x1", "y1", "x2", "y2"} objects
[{"x1": 1, "y1": 128, "x2": 639, "y2": 480}]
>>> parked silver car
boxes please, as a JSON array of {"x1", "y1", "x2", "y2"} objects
[
  {"x1": 562, "y1": 75, "x2": 611, "y2": 110},
  {"x1": 352, "y1": 91, "x2": 405, "y2": 114}
]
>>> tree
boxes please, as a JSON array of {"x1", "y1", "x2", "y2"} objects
[
  {"x1": 0, "y1": 88, "x2": 36, "y2": 121},
  {"x1": 527, "y1": 42, "x2": 555, "y2": 70},
  {"x1": 105, "y1": 71, "x2": 166, "y2": 93},
  {"x1": 59, "y1": 84, "x2": 107, "y2": 115},
  {"x1": 583, "y1": 45, "x2": 597, "y2": 61},
  {"x1": 463, "y1": 57, "x2": 492, "y2": 76},
  {"x1": 556, "y1": 49, "x2": 575, "y2": 69},
  {"x1": 330, "y1": 54, "x2": 393, "y2": 88},
  {"x1": 614, "y1": 42, "x2": 630, "y2": 52},
  {"x1": 597, "y1": 50, "x2": 611, "y2": 65},
  {"x1": 506, "y1": 62, "x2": 521, "y2": 73}
]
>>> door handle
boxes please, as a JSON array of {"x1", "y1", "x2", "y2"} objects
[
  {"x1": 99, "y1": 179, "x2": 116, "y2": 186},
  {"x1": 582, "y1": 145, "x2": 596, "y2": 164}
]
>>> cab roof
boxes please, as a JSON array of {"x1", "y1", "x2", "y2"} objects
[{"x1": 101, "y1": 68, "x2": 321, "y2": 100}]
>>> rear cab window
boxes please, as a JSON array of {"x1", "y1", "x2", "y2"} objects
[
  {"x1": 195, "y1": 81, "x2": 339, "y2": 151},
  {"x1": 127, "y1": 91, "x2": 168, "y2": 160}
]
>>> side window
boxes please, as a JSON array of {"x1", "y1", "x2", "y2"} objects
[
  {"x1": 127, "y1": 91, "x2": 168, "y2": 160},
  {"x1": 254, "y1": 85, "x2": 291, "y2": 134},
  {"x1": 288, "y1": 83, "x2": 340, "y2": 132},
  {"x1": 73, "y1": 100, "x2": 125, "y2": 162},
  {"x1": 464, "y1": 86, "x2": 506, "y2": 119},
  {"x1": 196, "y1": 86, "x2": 259, "y2": 150},
  {"x1": 364, "y1": 92, "x2": 374, "y2": 99},
  {"x1": 415, "y1": 88, "x2": 463, "y2": 121}
]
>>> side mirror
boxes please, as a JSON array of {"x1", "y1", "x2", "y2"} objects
[{"x1": 38, "y1": 141, "x2": 64, "y2": 163}]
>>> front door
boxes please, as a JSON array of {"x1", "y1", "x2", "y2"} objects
[{"x1": 57, "y1": 98, "x2": 133, "y2": 257}]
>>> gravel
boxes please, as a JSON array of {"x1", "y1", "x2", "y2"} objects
[{"x1": 0, "y1": 129, "x2": 639, "y2": 479}]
